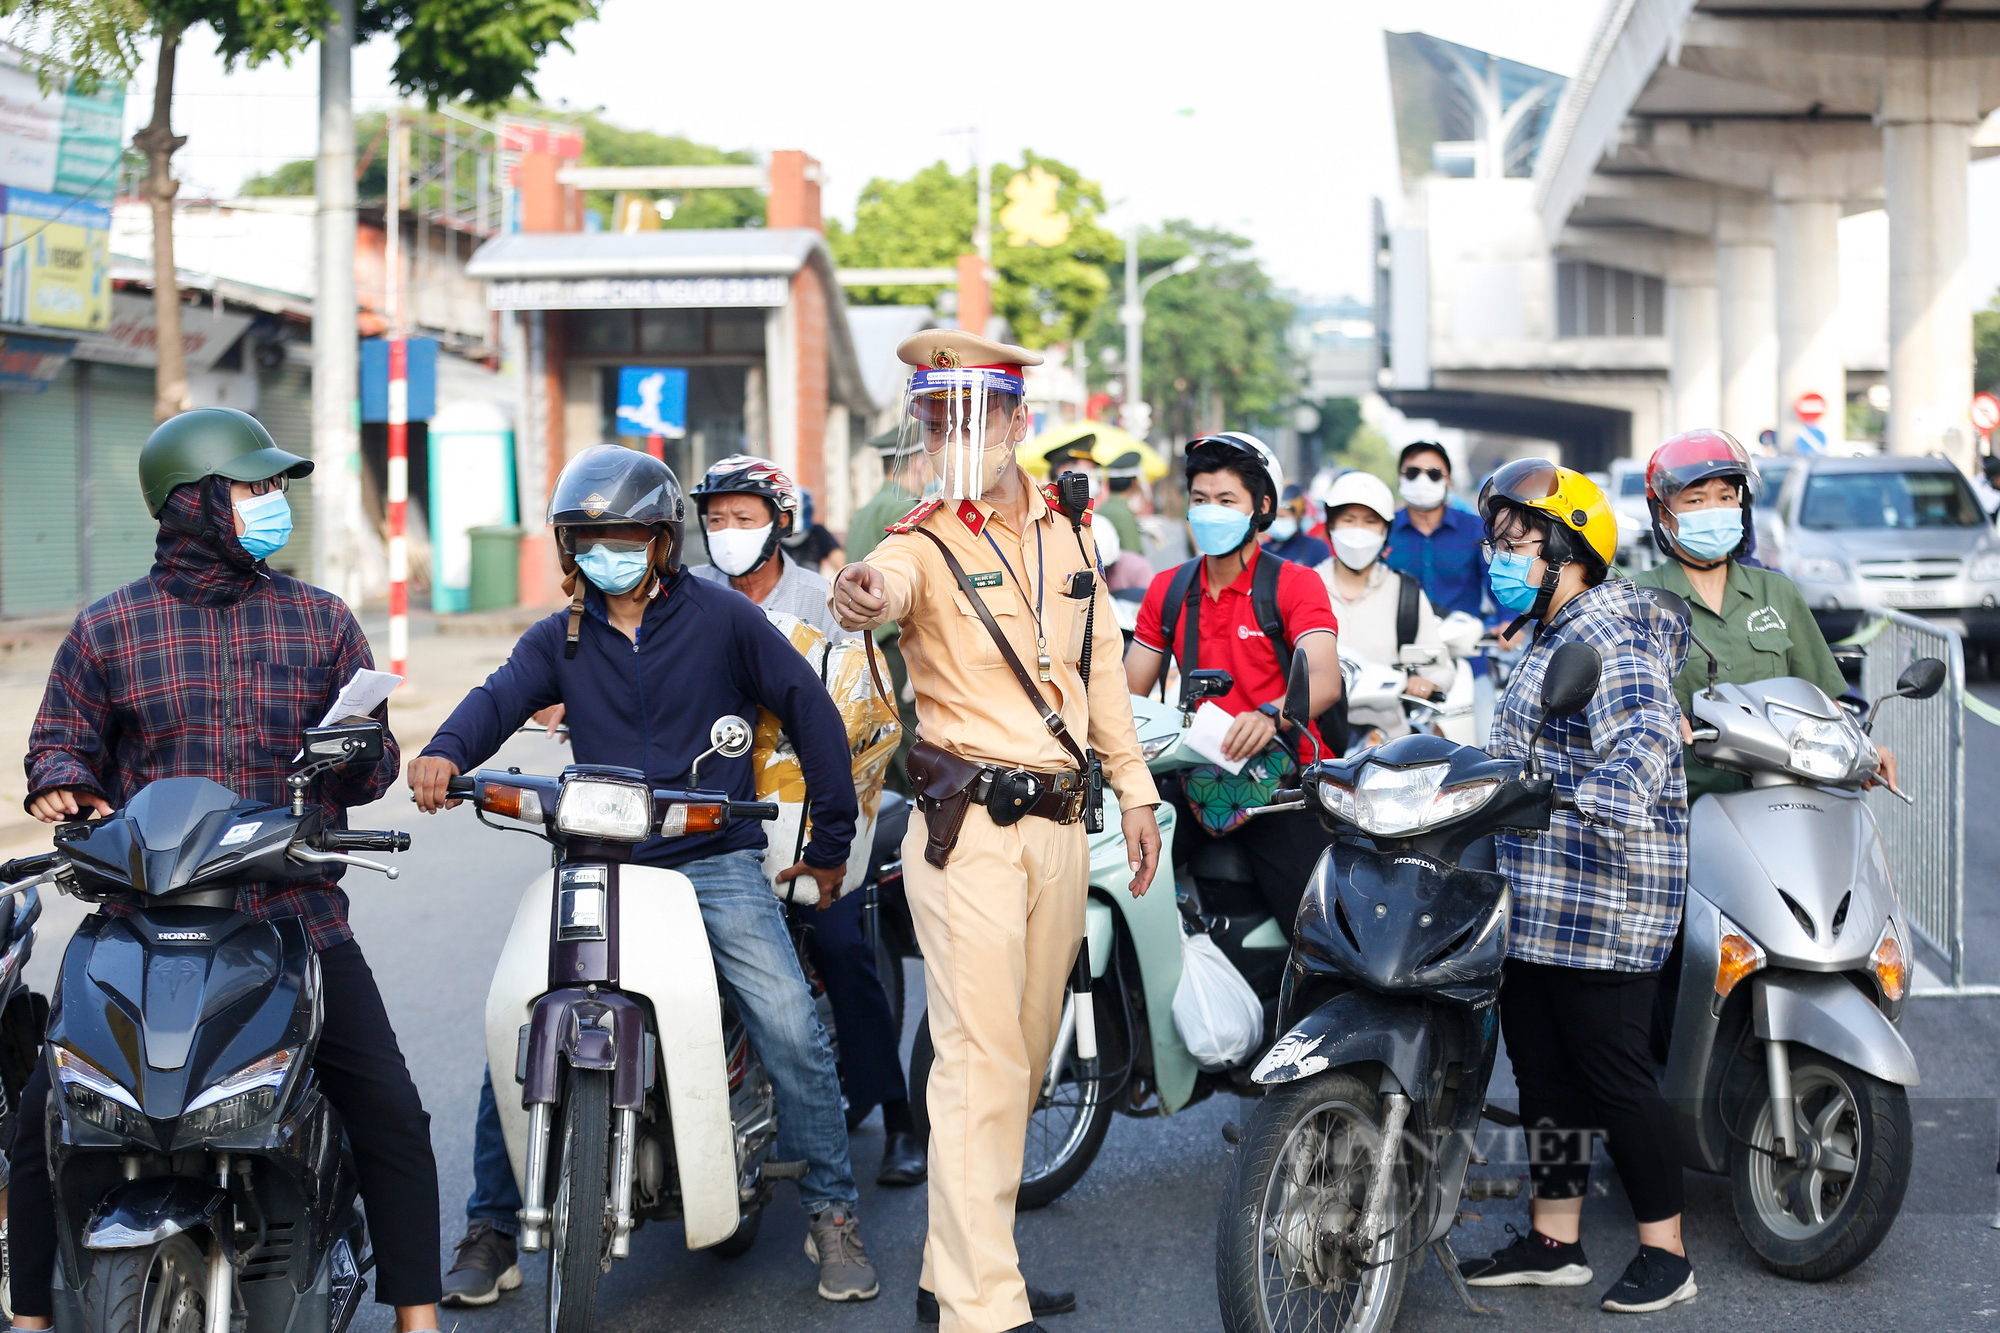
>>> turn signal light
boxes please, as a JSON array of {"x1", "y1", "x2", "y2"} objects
[
  {"x1": 480, "y1": 783, "x2": 543, "y2": 824},
  {"x1": 1871, "y1": 923, "x2": 1908, "y2": 1002},
  {"x1": 660, "y1": 803, "x2": 725, "y2": 837},
  {"x1": 1714, "y1": 918, "x2": 1767, "y2": 1000}
]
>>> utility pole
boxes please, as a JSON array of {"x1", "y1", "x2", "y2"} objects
[
  {"x1": 384, "y1": 108, "x2": 408, "y2": 678},
  {"x1": 313, "y1": 0, "x2": 360, "y2": 605},
  {"x1": 972, "y1": 128, "x2": 990, "y2": 265},
  {"x1": 1120, "y1": 232, "x2": 1199, "y2": 442}
]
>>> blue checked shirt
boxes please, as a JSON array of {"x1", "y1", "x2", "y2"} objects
[{"x1": 1489, "y1": 579, "x2": 1689, "y2": 972}]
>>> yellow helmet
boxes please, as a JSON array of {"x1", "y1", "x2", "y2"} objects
[{"x1": 1477, "y1": 459, "x2": 1618, "y2": 568}]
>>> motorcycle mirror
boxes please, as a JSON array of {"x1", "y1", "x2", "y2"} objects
[
  {"x1": 689, "y1": 715, "x2": 753, "y2": 786},
  {"x1": 1540, "y1": 642, "x2": 1602, "y2": 721},
  {"x1": 1634, "y1": 584, "x2": 1720, "y2": 693},
  {"x1": 1894, "y1": 657, "x2": 1947, "y2": 701},
  {"x1": 1281, "y1": 646, "x2": 1323, "y2": 764},
  {"x1": 1178, "y1": 668, "x2": 1234, "y2": 720},
  {"x1": 298, "y1": 721, "x2": 385, "y2": 767}
]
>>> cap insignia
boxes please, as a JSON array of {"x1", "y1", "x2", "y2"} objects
[{"x1": 932, "y1": 348, "x2": 962, "y2": 369}]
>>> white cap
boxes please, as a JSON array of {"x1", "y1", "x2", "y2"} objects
[{"x1": 1323, "y1": 470, "x2": 1396, "y2": 524}]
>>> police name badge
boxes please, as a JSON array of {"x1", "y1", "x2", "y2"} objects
[{"x1": 969, "y1": 571, "x2": 1004, "y2": 588}]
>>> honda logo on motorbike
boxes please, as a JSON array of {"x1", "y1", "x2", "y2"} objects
[{"x1": 156, "y1": 931, "x2": 209, "y2": 942}]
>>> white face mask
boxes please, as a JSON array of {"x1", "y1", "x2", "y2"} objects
[
  {"x1": 1399, "y1": 473, "x2": 1448, "y2": 510},
  {"x1": 1331, "y1": 528, "x2": 1385, "y2": 571},
  {"x1": 708, "y1": 524, "x2": 774, "y2": 577}
]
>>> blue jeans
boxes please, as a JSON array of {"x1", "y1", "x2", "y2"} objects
[{"x1": 467, "y1": 849, "x2": 859, "y2": 1223}]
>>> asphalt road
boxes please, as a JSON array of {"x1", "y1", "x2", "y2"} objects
[{"x1": 19, "y1": 714, "x2": 2000, "y2": 1333}]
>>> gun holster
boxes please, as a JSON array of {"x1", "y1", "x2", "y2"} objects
[{"x1": 906, "y1": 739, "x2": 984, "y2": 869}]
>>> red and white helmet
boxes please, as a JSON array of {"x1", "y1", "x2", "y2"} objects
[{"x1": 690, "y1": 454, "x2": 802, "y2": 529}]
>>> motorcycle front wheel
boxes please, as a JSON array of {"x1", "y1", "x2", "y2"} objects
[
  {"x1": 1730, "y1": 1050, "x2": 1911, "y2": 1280},
  {"x1": 1216, "y1": 1070, "x2": 1408, "y2": 1333},
  {"x1": 81, "y1": 1234, "x2": 207, "y2": 1333},
  {"x1": 547, "y1": 1068, "x2": 614, "y2": 1333}
]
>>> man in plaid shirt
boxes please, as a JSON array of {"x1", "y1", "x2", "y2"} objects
[
  {"x1": 11, "y1": 409, "x2": 444, "y2": 1333},
  {"x1": 1458, "y1": 460, "x2": 1699, "y2": 1316}
]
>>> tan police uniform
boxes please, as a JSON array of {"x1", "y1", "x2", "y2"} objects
[{"x1": 837, "y1": 331, "x2": 1158, "y2": 1333}]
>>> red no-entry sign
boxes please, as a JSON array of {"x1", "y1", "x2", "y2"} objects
[
  {"x1": 1972, "y1": 392, "x2": 2000, "y2": 433},
  {"x1": 1794, "y1": 392, "x2": 1828, "y2": 425}
]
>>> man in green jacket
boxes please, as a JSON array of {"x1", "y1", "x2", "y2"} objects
[{"x1": 1628, "y1": 429, "x2": 1891, "y2": 801}]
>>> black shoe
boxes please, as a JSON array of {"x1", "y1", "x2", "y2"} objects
[
  {"x1": 917, "y1": 1284, "x2": 1077, "y2": 1323},
  {"x1": 440, "y1": 1220, "x2": 522, "y2": 1307},
  {"x1": 877, "y1": 1129, "x2": 927, "y2": 1186},
  {"x1": 1600, "y1": 1246, "x2": 1697, "y2": 1313},
  {"x1": 1459, "y1": 1224, "x2": 1593, "y2": 1287}
]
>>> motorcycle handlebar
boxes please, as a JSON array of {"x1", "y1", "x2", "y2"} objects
[
  {"x1": 732, "y1": 801, "x2": 781, "y2": 822},
  {"x1": 318, "y1": 829, "x2": 412, "y2": 853},
  {"x1": 445, "y1": 776, "x2": 475, "y2": 797},
  {"x1": 0, "y1": 852, "x2": 55, "y2": 881}
]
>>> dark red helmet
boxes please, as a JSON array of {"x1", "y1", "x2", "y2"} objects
[{"x1": 1645, "y1": 429, "x2": 1759, "y2": 506}]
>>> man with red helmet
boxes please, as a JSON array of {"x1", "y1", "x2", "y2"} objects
[{"x1": 1631, "y1": 429, "x2": 1895, "y2": 800}]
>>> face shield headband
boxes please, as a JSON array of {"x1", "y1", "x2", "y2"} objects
[{"x1": 904, "y1": 366, "x2": 1025, "y2": 501}]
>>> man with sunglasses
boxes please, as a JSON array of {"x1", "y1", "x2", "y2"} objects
[
  {"x1": 409, "y1": 445, "x2": 880, "y2": 1306},
  {"x1": 18, "y1": 409, "x2": 444, "y2": 1333},
  {"x1": 1385, "y1": 441, "x2": 1504, "y2": 730}
]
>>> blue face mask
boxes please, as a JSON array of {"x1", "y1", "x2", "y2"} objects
[
  {"x1": 234, "y1": 490, "x2": 292, "y2": 561},
  {"x1": 1188, "y1": 503, "x2": 1254, "y2": 557},
  {"x1": 576, "y1": 543, "x2": 651, "y2": 594},
  {"x1": 1671, "y1": 507, "x2": 1743, "y2": 561},
  {"x1": 1487, "y1": 551, "x2": 1543, "y2": 614}
]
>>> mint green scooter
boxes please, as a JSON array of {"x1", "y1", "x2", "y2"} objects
[{"x1": 910, "y1": 676, "x2": 1293, "y2": 1209}]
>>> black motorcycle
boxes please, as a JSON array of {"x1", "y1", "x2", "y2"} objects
[
  {"x1": 9, "y1": 722, "x2": 408, "y2": 1333},
  {"x1": 1215, "y1": 644, "x2": 1600, "y2": 1333}
]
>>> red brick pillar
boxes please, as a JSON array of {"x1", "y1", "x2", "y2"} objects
[
  {"x1": 956, "y1": 253, "x2": 990, "y2": 334},
  {"x1": 519, "y1": 153, "x2": 569, "y2": 232},
  {"x1": 793, "y1": 269, "x2": 827, "y2": 498},
  {"x1": 767, "y1": 151, "x2": 823, "y2": 231}
]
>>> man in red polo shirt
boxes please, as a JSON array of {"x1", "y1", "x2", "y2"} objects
[{"x1": 1124, "y1": 432, "x2": 1342, "y2": 934}]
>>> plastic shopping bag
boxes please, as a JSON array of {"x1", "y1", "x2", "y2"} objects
[{"x1": 1171, "y1": 931, "x2": 1264, "y2": 1071}]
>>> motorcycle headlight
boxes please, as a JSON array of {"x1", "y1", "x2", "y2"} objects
[
  {"x1": 1766, "y1": 702, "x2": 1860, "y2": 781},
  {"x1": 1317, "y1": 763, "x2": 1496, "y2": 836},
  {"x1": 557, "y1": 778, "x2": 652, "y2": 841},
  {"x1": 1793, "y1": 556, "x2": 1848, "y2": 583},
  {"x1": 52, "y1": 1046, "x2": 148, "y2": 1140},
  {"x1": 1870, "y1": 919, "x2": 1908, "y2": 1003},
  {"x1": 177, "y1": 1048, "x2": 296, "y2": 1144}
]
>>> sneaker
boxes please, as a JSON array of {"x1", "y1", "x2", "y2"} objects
[
  {"x1": 804, "y1": 1208, "x2": 880, "y2": 1302},
  {"x1": 1459, "y1": 1224, "x2": 1594, "y2": 1287},
  {"x1": 1600, "y1": 1246, "x2": 1697, "y2": 1313},
  {"x1": 439, "y1": 1220, "x2": 522, "y2": 1307}
]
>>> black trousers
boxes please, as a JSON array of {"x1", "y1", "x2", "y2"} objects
[
  {"x1": 1499, "y1": 957, "x2": 1684, "y2": 1225},
  {"x1": 10, "y1": 939, "x2": 441, "y2": 1316},
  {"x1": 1166, "y1": 779, "x2": 1333, "y2": 937},
  {"x1": 803, "y1": 889, "x2": 907, "y2": 1114}
]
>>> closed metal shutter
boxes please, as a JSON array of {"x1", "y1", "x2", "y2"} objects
[
  {"x1": 256, "y1": 363, "x2": 315, "y2": 581},
  {"x1": 0, "y1": 367, "x2": 80, "y2": 616},
  {"x1": 84, "y1": 363, "x2": 158, "y2": 602}
]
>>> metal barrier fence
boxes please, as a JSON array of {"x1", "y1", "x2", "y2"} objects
[{"x1": 1843, "y1": 609, "x2": 1967, "y2": 990}]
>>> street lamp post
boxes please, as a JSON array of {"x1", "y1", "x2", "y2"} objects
[{"x1": 1120, "y1": 227, "x2": 1200, "y2": 438}]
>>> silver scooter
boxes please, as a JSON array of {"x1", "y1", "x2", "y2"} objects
[{"x1": 1653, "y1": 588, "x2": 1944, "y2": 1280}]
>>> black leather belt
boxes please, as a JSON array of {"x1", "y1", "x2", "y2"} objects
[{"x1": 972, "y1": 766, "x2": 1088, "y2": 827}]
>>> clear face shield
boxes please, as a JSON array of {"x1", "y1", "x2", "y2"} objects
[{"x1": 899, "y1": 366, "x2": 1026, "y2": 502}]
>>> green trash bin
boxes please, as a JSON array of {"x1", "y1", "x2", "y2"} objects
[{"x1": 466, "y1": 525, "x2": 523, "y2": 612}]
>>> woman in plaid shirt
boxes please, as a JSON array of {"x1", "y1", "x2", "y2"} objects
[{"x1": 1456, "y1": 461, "x2": 1698, "y2": 1316}]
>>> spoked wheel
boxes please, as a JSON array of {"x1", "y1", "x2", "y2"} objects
[
  {"x1": 907, "y1": 994, "x2": 1121, "y2": 1212},
  {"x1": 81, "y1": 1234, "x2": 208, "y2": 1333},
  {"x1": 547, "y1": 1067, "x2": 614, "y2": 1333},
  {"x1": 1217, "y1": 1071, "x2": 1409, "y2": 1333},
  {"x1": 1730, "y1": 1051, "x2": 1911, "y2": 1280}
]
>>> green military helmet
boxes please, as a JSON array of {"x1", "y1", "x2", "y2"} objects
[{"x1": 139, "y1": 407, "x2": 314, "y2": 517}]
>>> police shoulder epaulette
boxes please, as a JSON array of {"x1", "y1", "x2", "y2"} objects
[
  {"x1": 886, "y1": 497, "x2": 945, "y2": 534},
  {"x1": 1041, "y1": 480, "x2": 1091, "y2": 523}
]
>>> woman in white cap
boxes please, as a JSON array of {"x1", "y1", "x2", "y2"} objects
[{"x1": 1316, "y1": 470, "x2": 1456, "y2": 741}]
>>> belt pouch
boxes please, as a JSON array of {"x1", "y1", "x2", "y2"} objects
[{"x1": 907, "y1": 739, "x2": 983, "y2": 869}]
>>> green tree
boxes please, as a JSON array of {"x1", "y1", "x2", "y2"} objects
[
  {"x1": 572, "y1": 112, "x2": 761, "y2": 230},
  {"x1": 828, "y1": 152, "x2": 1118, "y2": 351},
  {"x1": 1091, "y1": 222, "x2": 1300, "y2": 442},
  {"x1": 1333, "y1": 423, "x2": 1397, "y2": 486},
  {"x1": 1, "y1": 0, "x2": 597, "y2": 418},
  {"x1": 1976, "y1": 289, "x2": 2000, "y2": 395}
]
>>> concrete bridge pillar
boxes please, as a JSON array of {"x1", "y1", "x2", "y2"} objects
[
  {"x1": 1774, "y1": 198, "x2": 1845, "y2": 454},
  {"x1": 1715, "y1": 197, "x2": 1777, "y2": 447},
  {"x1": 1667, "y1": 243, "x2": 1720, "y2": 438}
]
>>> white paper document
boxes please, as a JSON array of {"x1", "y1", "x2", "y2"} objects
[
  {"x1": 318, "y1": 669, "x2": 404, "y2": 727},
  {"x1": 1183, "y1": 701, "x2": 1248, "y2": 775}
]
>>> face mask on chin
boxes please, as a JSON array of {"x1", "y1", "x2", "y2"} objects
[{"x1": 708, "y1": 524, "x2": 775, "y2": 577}]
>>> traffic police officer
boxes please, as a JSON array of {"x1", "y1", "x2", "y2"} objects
[{"x1": 832, "y1": 331, "x2": 1162, "y2": 1333}]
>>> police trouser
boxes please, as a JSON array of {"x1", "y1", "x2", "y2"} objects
[{"x1": 904, "y1": 802, "x2": 1087, "y2": 1333}]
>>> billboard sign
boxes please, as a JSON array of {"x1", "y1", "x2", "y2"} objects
[
  {"x1": 1, "y1": 186, "x2": 111, "y2": 331},
  {"x1": 0, "y1": 50, "x2": 125, "y2": 203}
]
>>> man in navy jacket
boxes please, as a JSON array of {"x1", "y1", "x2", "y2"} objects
[{"x1": 410, "y1": 447, "x2": 877, "y2": 1304}]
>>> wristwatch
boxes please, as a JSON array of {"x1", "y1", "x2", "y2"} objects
[{"x1": 1256, "y1": 702, "x2": 1282, "y2": 722}]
